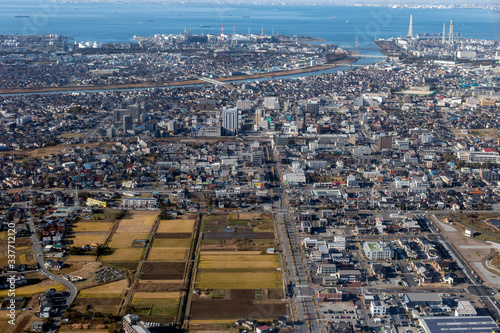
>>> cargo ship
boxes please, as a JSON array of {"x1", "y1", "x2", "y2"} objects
[{"x1": 200, "y1": 25, "x2": 211, "y2": 28}]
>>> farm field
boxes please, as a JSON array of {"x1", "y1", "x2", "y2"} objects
[
  {"x1": 131, "y1": 297, "x2": 179, "y2": 318},
  {"x1": 140, "y1": 262, "x2": 186, "y2": 280},
  {"x1": 188, "y1": 213, "x2": 286, "y2": 325},
  {"x1": 147, "y1": 248, "x2": 187, "y2": 261},
  {"x1": 152, "y1": 238, "x2": 191, "y2": 248},
  {"x1": 101, "y1": 248, "x2": 144, "y2": 262},
  {"x1": 115, "y1": 212, "x2": 157, "y2": 233},
  {"x1": 190, "y1": 299, "x2": 287, "y2": 320},
  {"x1": 70, "y1": 233, "x2": 109, "y2": 247},
  {"x1": 79, "y1": 279, "x2": 129, "y2": 297},
  {"x1": 196, "y1": 271, "x2": 282, "y2": 289},
  {"x1": 108, "y1": 232, "x2": 149, "y2": 248},
  {"x1": 157, "y1": 219, "x2": 195, "y2": 233},
  {"x1": 72, "y1": 222, "x2": 113, "y2": 232}
]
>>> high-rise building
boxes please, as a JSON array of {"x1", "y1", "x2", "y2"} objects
[
  {"x1": 123, "y1": 115, "x2": 133, "y2": 132},
  {"x1": 222, "y1": 107, "x2": 238, "y2": 135},
  {"x1": 106, "y1": 126, "x2": 115, "y2": 138},
  {"x1": 378, "y1": 134, "x2": 392, "y2": 151}
]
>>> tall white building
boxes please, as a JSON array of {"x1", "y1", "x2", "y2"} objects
[{"x1": 222, "y1": 107, "x2": 238, "y2": 135}]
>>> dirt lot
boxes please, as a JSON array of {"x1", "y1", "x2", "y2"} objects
[
  {"x1": 190, "y1": 299, "x2": 287, "y2": 320},
  {"x1": 434, "y1": 214, "x2": 499, "y2": 286},
  {"x1": 141, "y1": 262, "x2": 185, "y2": 280}
]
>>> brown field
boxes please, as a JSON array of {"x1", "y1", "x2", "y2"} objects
[
  {"x1": 201, "y1": 251, "x2": 261, "y2": 255},
  {"x1": 74, "y1": 297, "x2": 121, "y2": 314},
  {"x1": 105, "y1": 262, "x2": 139, "y2": 271},
  {"x1": 60, "y1": 330, "x2": 108, "y2": 333},
  {"x1": 157, "y1": 220, "x2": 195, "y2": 233},
  {"x1": 147, "y1": 248, "x2": 187, "y2": 261},
  {"x1": 79, "y1": 279, "x2": 129, "y2": 296},
  {"x1": 70, "y1": 233, "x2": 109, "y2": 247},
  {"x1": 115, "y1": 212, "x2": 157, "y2": 233},
  {"x1": 72, "y1": 222, "x2": 113, "y2": 232},
  {"x1": 155, "y1": 232, "x2": 192, "y2": 239},
  {"x1": 196, "y1": 271, "x2": 282, "y2": 289},
  {"x1": 141, "y1": 262, "x2": 185, "y2": 280},
  {"x1": 131, "y1": 298, "x2": 179, "y2": 318},
  {"x1": 101, "y1": 248, "x2": 144, "y2": 261},
  {"x1": 200, "y1": 253, "x2": 277, "y2": 262},
  {"x1": 108, "y1": 233, "x2": 149, "y2": 248},
  {"x1": 152, "y1": 238, "x2": 191, "y2": 248},
  {"x1": 134, "y1": 292, "x2": 181, "y2": 299},
  {"x1": 199, "y1": 259, "x2": 279, "y2": 270},
  {"x1": 0, "y1": 283, "x2": 65, "y2": 297},
  {"x1": 136, "y1": 282, "x2": 183, "y2": 292},
  {"x1": 66, "y1": 255, "x2": 98, "y2": 263},
  {"x1": 190, "y1": 299, "x2": 287, "y2": 320}
]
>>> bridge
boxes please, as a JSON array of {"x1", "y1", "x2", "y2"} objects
[
  {"x1": 198, "y1": 77, "x2": 234, "y2": 88},
  {"x1": 352, "y1": 54, "x2": 387, "y2": 58}
]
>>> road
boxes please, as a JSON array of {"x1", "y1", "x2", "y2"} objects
[
  {"x1": 25, "y1": 210, "x2": 78, "y2": 332},
  {"x1": 265, "y1": 143, "x2": 319, "y2": 333}
]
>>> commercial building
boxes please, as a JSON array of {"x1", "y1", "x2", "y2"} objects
[
  {"x1": 419, "y1": 316, "x2": 498, "y2": 333},
  {"x1": 363, "y1": 242, "x2": 393, "y2": 260},
  {"x1": 404, "y1": 293, "x2": 442, "y2": 308}
]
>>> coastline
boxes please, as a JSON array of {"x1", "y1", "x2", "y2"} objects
[{"x1": 0, "y1": 58, "x2": 357, "y2": 95}]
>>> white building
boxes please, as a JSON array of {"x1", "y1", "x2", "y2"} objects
[
  {"x1": 455, "y1": 301, "x2": 477, "y2": 317},
  {"x1": 122, "y1": 197, "x2": 157, "y2": 208},
  {"x1": 363, "y1": 242, "x2": 393, "y2": 260},
  {"x1": 222, "y1": 107, "x2": 238, "y2": 135},
  {"x1": 370, "y1": 301, "x2": 386, "y2": 316}
]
